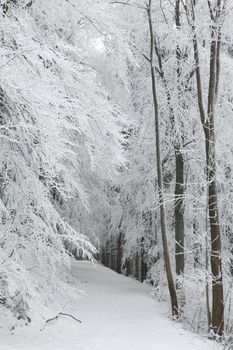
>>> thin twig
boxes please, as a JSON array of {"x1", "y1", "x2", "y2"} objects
[{"x1": 0, "y1": 48, "x2": 37, "y2": 70}]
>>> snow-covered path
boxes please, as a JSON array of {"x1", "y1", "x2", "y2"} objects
[{"x1": 2, "y1": 261, "x2": 221, "y2": 350}]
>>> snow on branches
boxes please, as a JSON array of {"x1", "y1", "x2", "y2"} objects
[{"x1": 0, "y1": 0, "x2": 126, "y2": 326}]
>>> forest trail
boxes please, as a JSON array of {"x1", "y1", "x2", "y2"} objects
[{"x1": 2, "y1": 261, "x2": 221, "y2": 350}]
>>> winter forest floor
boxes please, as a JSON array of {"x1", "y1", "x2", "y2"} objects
[{"x1": 1, "y1": 261, "x2": 223, "y2": 350}]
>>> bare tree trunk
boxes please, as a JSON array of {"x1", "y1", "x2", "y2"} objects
[
  {"x1": 175, "y1": 149, "x2": 184, "y2": 277},
  {"x1": 101, "y1": 245, "x2": 106, "y2": 266},
  {"x1": 140, "y1": 236, "x2": 147, "y2": 282},
  {"x1": 125, "y1": 258, "x2": 131, "y2": 277},
  {"x1": 154, "y1": 1, "x2": 185, "y2": 280},
  {"x1": 135, "y1": 250, "x2": 139, "y2": 280},
  {"x1": 110, "y1": 235, "x2": 114, "y2": 270},
  {"x1": 186, "y1": 0, "x2": 224, "y2": 336},
  {"x1": 116, "y1": 231, "x2": 122, "y2": 274},
  {"x1": 116, "y1": 217, "x2": 123, "y2": 274},
  {"x1": 174, "y1": 0, "x2": 185, "y2": 279},
  {"x1": 207, "y1": 22, "x2": 224, "y2": 336},
  {"x1": 105, "y1": 240, "x2": 110, "y2": 267},
  {"x1": 206, "y1": 230, "x2": 212, "y2": 328},
  {"x1": 148, "y1": 0, "x2": 179, "y2": 317}
]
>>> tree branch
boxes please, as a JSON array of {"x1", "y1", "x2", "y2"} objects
[
  {"x1": 110, "y1": 1, "x2": 147, "y2": 10},
  {"x1": 42, "y1": 312, "x2": 82, "y2": 331}
]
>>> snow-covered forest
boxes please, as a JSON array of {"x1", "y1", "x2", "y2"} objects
[{"x1": 0, "y1": 0, "x2": 232, "y2": 349}]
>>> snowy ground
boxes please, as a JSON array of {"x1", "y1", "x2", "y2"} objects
[{"x1": 1, "y1": 261, "x2": 222, "y2": 350}]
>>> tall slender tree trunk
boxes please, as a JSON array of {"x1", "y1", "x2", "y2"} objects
[
  {"x1": 116, "y1": 217, "x2": 123, "y2": 274},
  {"x1": 206, "y1": 22, "x2": 224, "y2": 336},
  {"x1": 125, "y1": 258, "x2": 131, "y2": 277},
  {"x1": 140, "y1": 236, "x2": 147, "y2": 282},
  {"x1": 153, "y1": 1, "x2": 185, "y2": 280},
  {"x1": 187, "y1": 0, "x2": 224, "y2": 335},
  {"x1": 116, "y1": 231, "x2": 122, "y2": 274},
  {"x1": 135, "y1": 250, "x2": 139, "y2": 280},
  {"x1": 205, "y1": 228, "x2": 212, "y2": 328},
  {"x1": 174, "y1": 0, "x2": 185, "y2": 279},
  {"x1": 175, "y1": 149, "x2": 184, "y2": 277},
  {"x1": 148, "y1": 0, "x2": 179, "y2": 317}
]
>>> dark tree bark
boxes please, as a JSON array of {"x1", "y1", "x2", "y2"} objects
[
  {"x1": 174, "y1": 0, "x2": 185, "y2": 279},
  {"x1": 175, "y1": 149, "x2": 184, "y2": 277},
  {"x1": 207, "y1": 22, "x2": 224, "y2": 336},
  {"x1": 124, "y1": 258, "x2": 131, "y2": 277},
  {"x1": 105, "y1": 240, "x2": 110, "y2": 268},
  {"x1": 140, "y1": 236, "x2": 147, "y2": 282},
  {"x1": 101, "y1": 246, "x2": 106, "y2": 266},
  {"x1": 185, "y1": 0, "x2": 225, "y2": 336},
  {"x1": 148, "y1": 0, "x2": 179, "y2": 317},
  {"x1": 116, "y1": 231, "x2": 123, "y2": 274},
  {"x1": 134, "y1": 250, "x2": 139, "y2": 280},
  {"x1": 154, "y1": 1, "x2": 185, "y2": 280},
  {"x1": 110, "y1": 236, "x2": 116, "y2": 271}
]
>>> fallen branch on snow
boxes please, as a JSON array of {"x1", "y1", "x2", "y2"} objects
[{"x1": 41, "y1": 312, "x2": 82, "y2": 331}]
